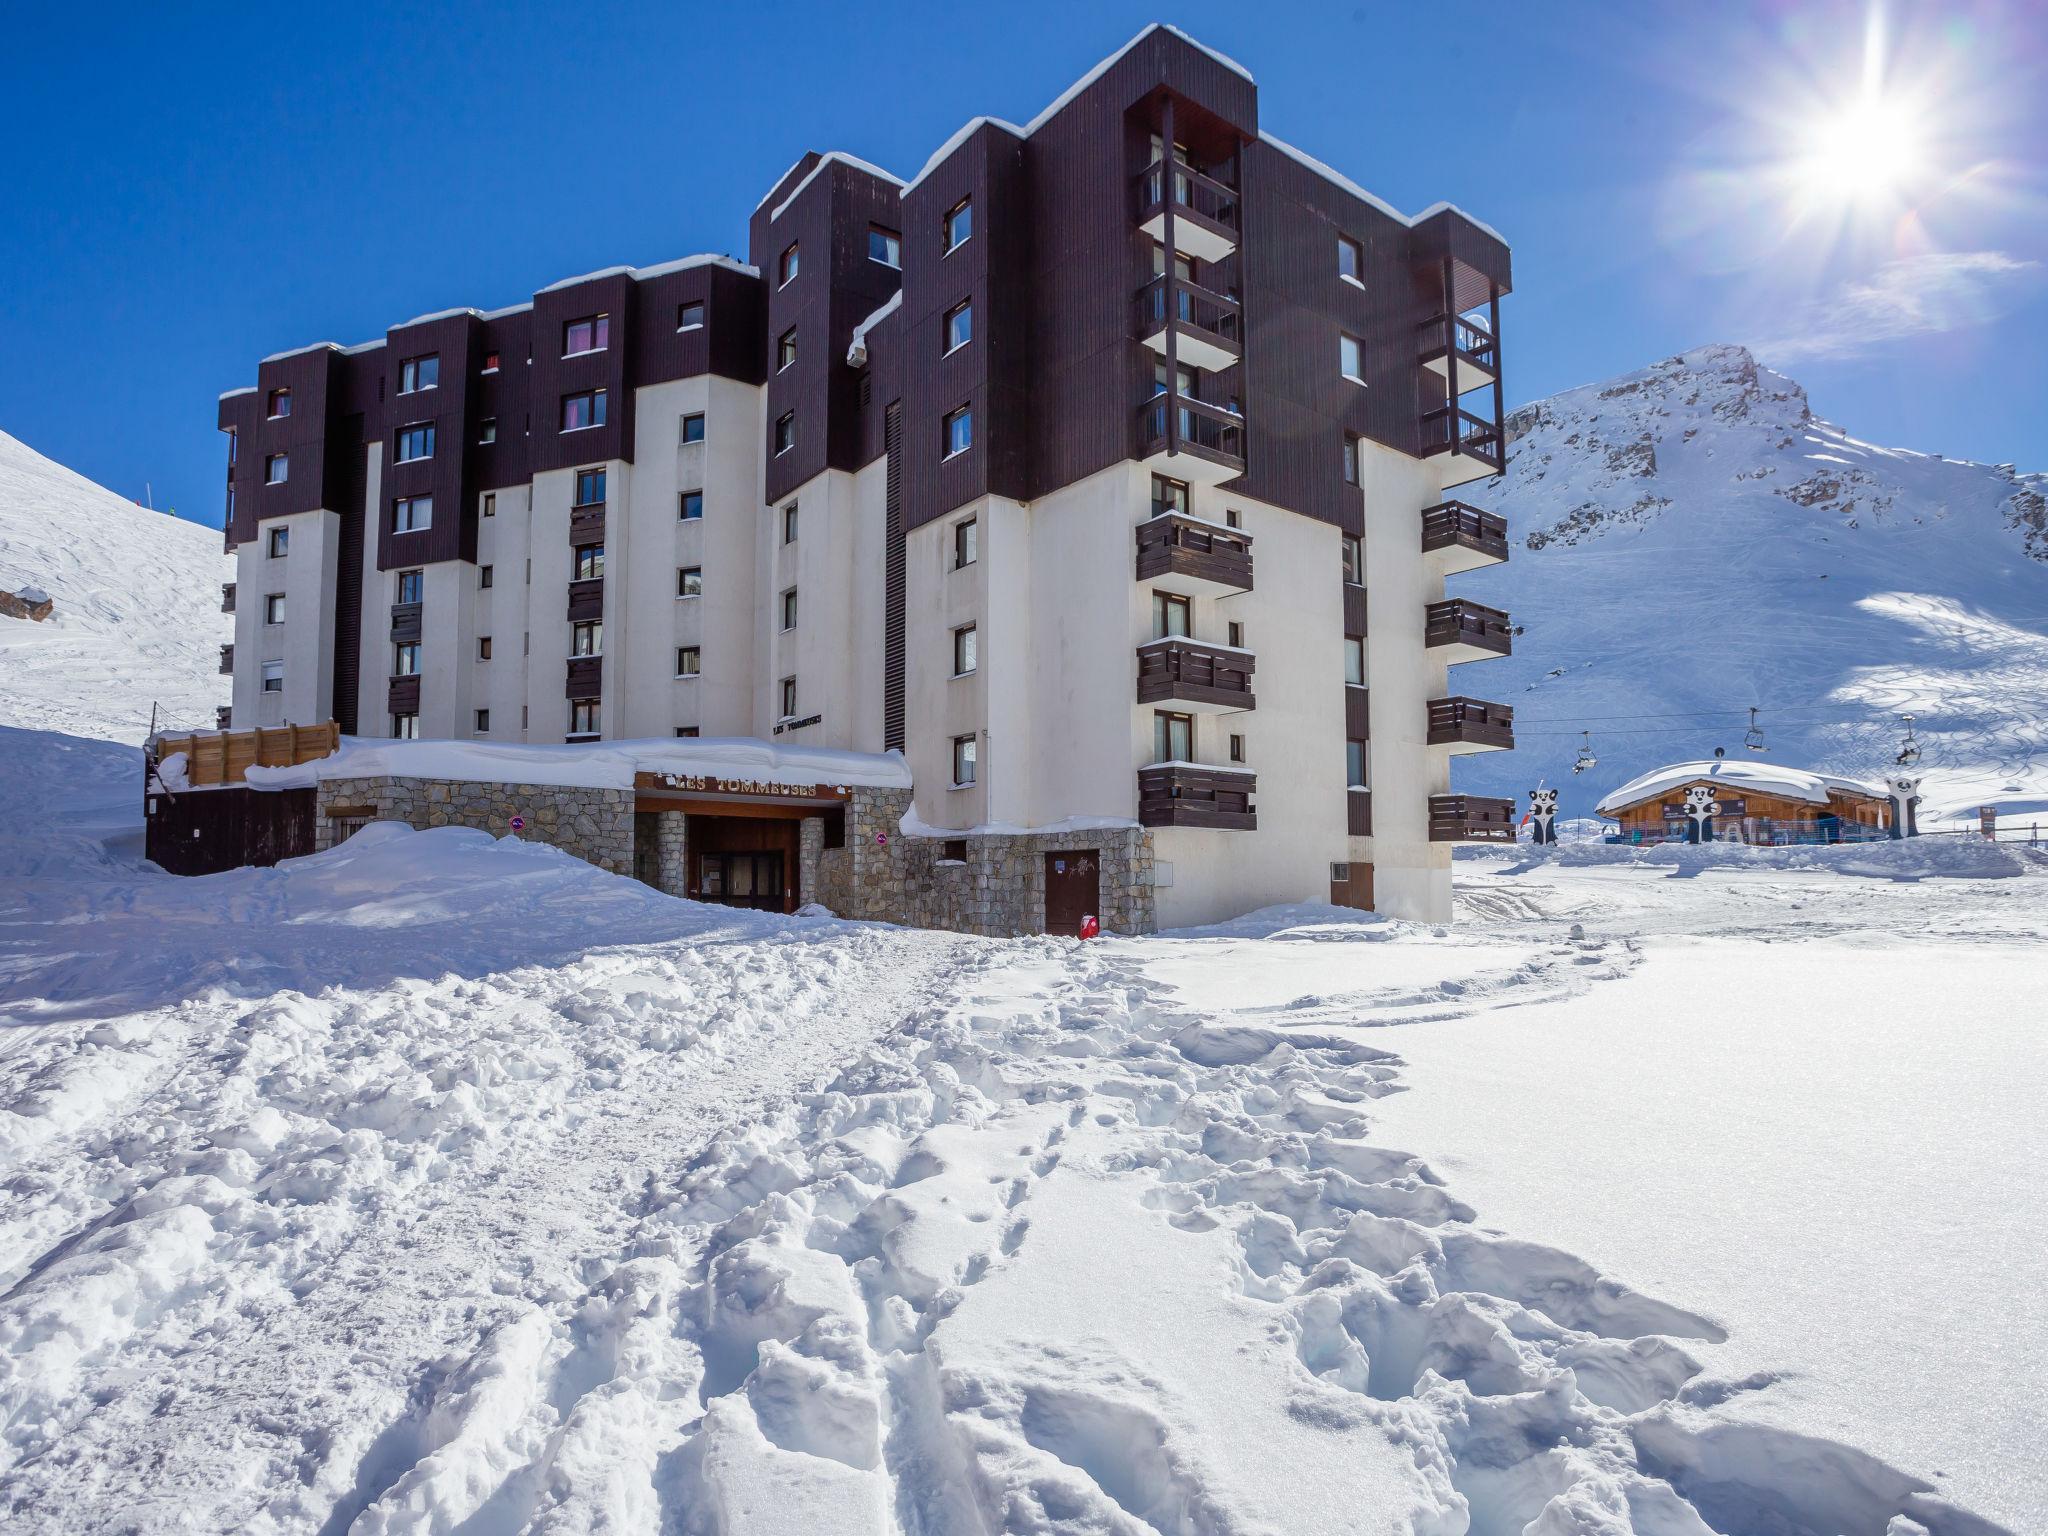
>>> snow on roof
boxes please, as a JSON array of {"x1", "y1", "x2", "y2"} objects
[
  {"x1": 767, "y1": 152, "x2": 906, "y2": 224},
  {"x1": 536, "y1": 253, "x2": 757, "y2": 293},
  {"x1": 902, "y1": 117, "x2": 1027, "y2": 196},
  {"x1": 1255, "y1": 132, "x2": 1509, "y2": 245},
  {"x1": 1595, "y1": 760, "x2": 1889, "y2": 816},
  {"x1": 845, "y1": 290, "x2": 903, "y2": 365},
  {"x1": 242, "y1": 734, "x2": 913, "y2": 794},
  {"x1": 258, "y1": 341, "x2": 343, "y2": 365},
  {"x1": 217, "y1": 386, "x2": 256, "y2": 401}
]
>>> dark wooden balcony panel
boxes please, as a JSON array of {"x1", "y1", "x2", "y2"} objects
[
  {"x1": 1420, "y1": 502, "x2": 1509, "y2": 566},
  {"x1": 1136, "y1": 393, "x2": 1245, "y2": 480},
  {"x1": 1134, "y1": 160, "x2": 1241, "y2": 260},
  {"x1": 1135, "y1": 513, "x2": 1253, "y2": 592},
  {"x1": 389, "y1": 602, "x2": 423, "y2": 643},
  {"x1": 1138, "y1": 764, "x2": 1257, "y2": 831},
  {"x1": 1424, "y1": 599, "x2": 1512, "y2": 659},
  {"x1": 218, "y1": 644, "x2": 234, "y2": 675},
  {"x1": 1135, "y1": 637, "x2": 1256, "y2": 711},
  {"x1": 1416, "y1": 312, "x2": 1499, "y2": 375},
  {"x1": 1419, "y1": 406, "x2": 1505, "y2": 476},
  {"x1": 569, "y1": 505, "x2": 606, "y2": 544},
  {"x1": 386, "y1": 674, "x2": 421, "y2": 715},
  {"x1": 1134, "y1": 274, "x2": 1243, "y2": 371},
  {"x1": 1345, "y1": 686, "x2": 1370, "y2": 739},
  {"x1": 221, "y1": 583, "x2": 237, "y2": 614},
  {"x1": 1427, "y1": 697, "x2": 1515, "y2": 751},
  {"x1": 1343, "y1": 582, "x2": 1368, "y2": 637},
  {"x1": 1347, "y1": 790, "x2": 1373, "y2": 837},
  {"x1": 566, "y1": 578, "x2": 605, "y2": 622},
  {"x1": 1428, "y1": 793, "x2": 1517, "y2": 843},
  {"x1": 565, "y1": 656, "x2": 603, "y2": 700}
]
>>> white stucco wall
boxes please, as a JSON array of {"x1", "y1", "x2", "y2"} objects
[{"x1": 236, "y1": 507, "x2": 338, "y2": 729}]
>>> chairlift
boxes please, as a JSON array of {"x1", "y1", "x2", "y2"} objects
[
  {"x1": 1743, "y1": 706, "x2": 1767, "y2": 753},
  {"x1": 1896, "y1": 714, "x2": 1921, "y2": 767},
  {"x1": 1573, "y1": 731, "x2": 1597, "y2": 774}
]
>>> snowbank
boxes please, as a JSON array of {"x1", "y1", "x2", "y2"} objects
[
  {"x1": 1595, "y1": 758, "x2": 1886, "y2": 815},
  {"x1": 1474, "y1": 834, "x2": 2043, "y2": 881}
]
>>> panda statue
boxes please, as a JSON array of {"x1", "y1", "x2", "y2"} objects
[
  {"x1": 1887, "y1": 775, "x2": 1921, "y2": 840},
  {"x1": 1528, "y1": 787, "x2": 1559, "y2": 845},
  {"x1": 1683, "y1": 784, "x2": 1719, "y2": 844}
]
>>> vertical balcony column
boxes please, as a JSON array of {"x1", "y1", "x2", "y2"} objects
[
  {"x1": 1161, "y1": 94, "x2": 1178, "y2": 458},
  {"x1": 1489, "y1": 285, "x2": 1504, "y2": 460},
  {"x1": 1441, "y1": 255, "x2": 1459, "y2": 409}
]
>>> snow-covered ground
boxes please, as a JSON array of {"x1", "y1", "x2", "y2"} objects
[{"x1": 2, "y1": 710, "x2": 2041, "y2": 1534}]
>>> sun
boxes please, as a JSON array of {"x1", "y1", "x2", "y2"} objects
[{"x1": 1795, "y1": 91, "x2": 1927, "y2": 209}]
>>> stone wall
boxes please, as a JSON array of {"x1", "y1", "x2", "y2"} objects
[
  {"x1": 652, "y1": 810, "x2": 688, "y2": 896},
  {"x1": 315, "y1": 776, "x2": 635, "y2": 876}
]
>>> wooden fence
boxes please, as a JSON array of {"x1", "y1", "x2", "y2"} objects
[{"x1": 152, "y1": 722, "x2": 340, "y2": 788}]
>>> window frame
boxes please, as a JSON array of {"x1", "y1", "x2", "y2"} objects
[
  {"x1": 392, "y1": 641, "x2": 420, "y2": 677},
  {"x1": 574, "y1": 467, "x2": 607, "y2": 507},
  {"x1": 481, "y1": 350, "x2": 501, "y2": 374},
  {"x1": 678, "y1": 490, "x2": 704, "y2": 521},
  {"x1": 782, "y1": 502, "x2": 799, "y2": 543},
  {"x1": 1153, "y1": 591, "x2": 1192, "y2": 640},
  {"x1": 952, "y1": 622, "x2": 977, "y2": 677},
  {"x1": 260, "y1": 660, "x2": 285, "y2": 694},
  {"x1": 1340, "y1": 332, "x2": 1366, "y2": 385},
  {"x1": 868, "y1": 224, "x2": 902, "y2": 268},
  {"x1": 266, "y1": 388, "x2": 292, "y2": 419},
  {"x1": 774, "y1": 411, "x2": 795, "y2": 456},
  {"x1": 392, "y1": 494, "x2": 433, "y2": 533},
  {"x1": 393, "y1": 422, "x2": 436, "y2": 464},
  {"x1": 1153, "y1": 710, "x2": 1194, "y2": 765},
  {"x1": 1347, "y1": 738, "x2": 1370, "y2": 790},
  {"x1": 474, "y1": 708, "x2": 491, "y2": 734},
  {"x1": 482, "y1": 492, "x2": 497, "y2": 518},
  {"x1": 951, "y1": 733, "x2": 977, "y2": 788},
  {"x1": 1342, "y1": 535, "x2": 1364, "y2": 585},
  {"x1": 478, "y1": 636, "x2": 493, "y2": 660},
  {"x1": 395, "y1": 569, "x2": 424, "y2": 604},
  {"x1": 398, "y1": 354, "x2": 439, "y2": 394},
  {"x1": 680, "y1": 412, "x2": 705, "y2": 444},
  {"x1": 1344, "y1": 635, "x2": 1366, "y2": 687},
  {"x1": 266, "y1": 525, "x2": 289, "y2": 558},
  {"x1": 677, "y1": 565, "x2": 702, "y2": 599},
  {"x1": 562, "y1": 312, "x2": 610, "y2": 357},
  {"x1": 573, "y1": 543, "x2": 604, "y2": 581},
  {"x1": 560, "y1": 388, "x2": 608, "y2": 433},
  {"x1": 779, "y1": 675, "x2": 798, "y2": 719},
  {"x1": 1343, "y1": 432, "x2": 1361, "y2": 486},
  {"x1": 264, "y1": 452, "x2": 289, "y2": 485},
  {"x1": 263, "y1": 592, "x2": 285, "y2": 626},
  {"x1": 1338, "y1": 234, "x2": 1364, "y2": 285},
  {"x1": 943, "y1": 298, "x2": 972, "y2": 355},
  {"x1": 778, "y1": 242, "x2": 800, "y2": 286},
  {"x1": 942, "y1": 404, "x2": 972, "y2": 460},
  {"x1": 676, "y1": 301, "x2": 705, "y2": 332},
  {"x1": 571, "y1": 619, "x2": 603, "y2": 657},
  {"x1": 943, "y1": 197, "x2": 972, "y2": 253},
  {"x1": 478, "y1": 418, "x2": 497, "y2": 445},
  {"x1": 777, "y1": 327, "x2": 798, "y2": 371},
  {"x1": 392, "y1": 711, "x2": 420, "y2": 739},
  {"x1": 953, "y1": 516, "x2": 978, "y2": 569},
  {"x1": 676, "y1": 644, "x2": 702, "y2": 678},
  {"x1": 780, "y1": 587, "x2": 798, "y2": 631},
  {"x1": 568, "y1": 699, "x2": 601, "y2": 738},
  {"x1": 479, "y1": 564, "x2": 494, "y2": 589},
  {"x1": 1150, "y1": 475, "x2": 1189, "y2": 519}
]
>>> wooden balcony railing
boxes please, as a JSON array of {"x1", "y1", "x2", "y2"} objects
[
  {"x1": 1424, "y1": 598, "x2": 1513, "y2": 658},
  {"x1": 1135, "y1": 159, "x2": 1241, "y2": 237},
  {"x1": 221, "y1": 583, "x2": 237, "y2": 614},
  {"x1": 1428, "y1": 793, "x2": 1517, "y2": 842},
  {"x1": 1419, "y1": 406, "x2": 1504, "y2": 474},
  {"x1": 569, "y1": 504, "x2": 606, "y2": 544},
  {"x1": 1134, "y1": 274, "x2": 1242, "y2": 359},
  {"x1": 1426, "y1": 696, "x2": 1515, "y2": 751},
  {"x1": 1134, "y1": 512, "x2": 1253, "y2": 591},
  {"x1": 217, "y1": 643, "x2": 234, "y2": 675},
  {"x1": 1137, "y1": 392, "x2": 1245, "y2": 474},
  {"x1": 1347, "y1": 789, "x2": 1373, "y2": 837},
  {"x1": 1138, "y1": 764, "x2": 1257, "y2": 830},
  {"x1": 565, "y1": 655, "x2": 603, "y2": 700},
  {"x1": 389, "y1": 601, "x2": 423, "y2": 643},
  {"x1": 566, "y1": 578, "x2": 605, "y2": 622},
  {"x1": 1420, "y1": 501, "x2": 1509, "y2": 564},
  {"x1": 386, "y1": 674, "x2": 421, "y2": 714},
  {"x1": 1416, "y1": 312, "x2": 1499, "y2": 375},
  {"x1": 1136, "y1": 636, "x2": 1256, "y2": 711}
]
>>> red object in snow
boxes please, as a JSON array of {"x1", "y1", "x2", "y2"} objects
[{"x1": 1078, "y1": 914, "x2": 1100, "y2": 940}]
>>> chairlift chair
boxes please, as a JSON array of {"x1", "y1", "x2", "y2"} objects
[
  {"x1": 1573, "y1": 732, "x2": 1597, "y2": 774},
  {"x1": 1743, "y1": 706, "x2": 1767, "y2": 752},
  {"x1": 1896, "y1": 714, "x2": 1921, "y2": 767}
]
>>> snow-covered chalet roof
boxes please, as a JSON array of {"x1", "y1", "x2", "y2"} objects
[{"x1": 1596, "y1": 760, "x2": 1889, "y2": 817}]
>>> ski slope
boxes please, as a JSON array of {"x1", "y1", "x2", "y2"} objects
[
  {"x1": 1454, "y1": 345, "x2": 2048, "y2": 830},
  {"x1": 0, "y1": 429, "x2": 231, "y2": 744}
]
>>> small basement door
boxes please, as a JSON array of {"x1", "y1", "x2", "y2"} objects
[{"x1": 1043, "y1": 850, "x2": 1100, "y2": 936}]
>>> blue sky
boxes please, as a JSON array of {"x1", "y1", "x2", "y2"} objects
[{"x1": 0, "y1": 0, "x2": 2040, "y2": 527}]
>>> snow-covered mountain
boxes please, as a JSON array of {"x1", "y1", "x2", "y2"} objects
[
  {"x1": 0, "y1": 430, "x2": 231, "y2": 745},
  {"x1": 1452, "y1": 345, "x2": 2048, "y2": 829}
]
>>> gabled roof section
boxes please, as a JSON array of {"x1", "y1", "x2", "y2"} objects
[{"x1": 1596, "y1": 760, "x2": 1889, "y2": 816}]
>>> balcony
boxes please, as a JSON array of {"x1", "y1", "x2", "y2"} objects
[
  {"x1": 565, "y1": 656, "x2": 603, "y2": 700},
  {"x1": 570, "y1": 504, "x2": 606, "y2": 544},
  {"x1": 1420, "y1": 405, "x2": 1504, "y2": 488},
  {"x1": 1429, "y1": 793, "x2": 1517, "y2": 843},
  {"x1": 1135, "y1": 160, "x2": 1239, "y2": 263},
  {"x1": 1135, "y1": 274, "x2": 1242, "y2": 374},
  {"x1": 1137, "y1": 393, "x2": 1244, "y2": 484},
  {"x1": 1424, "y1": 598, "x2": 1512, "y2": 663},
  {"x1": 1135, "y1": 512, "x2": 1252, "y2": 595},
  {"x1": 1417, "y1": 311, "x2": 1499, "y2": 396},
  {"x1": 1136, "y1": 636, "x2": 1255, "y2": 713},
  {"x1": 218, "y1": 643, "x2": 234, "y2": 676},
  {"x1": 567, "y1": 578, "x2": 605, "y2": 622},
  {"x1": 1420, "y1": 501, "x2": 1509, "y2": 573},
  {"x1": 1427, "y1": 697, "x2": 1515, "y2": 754},
  {"x1": 1138, "y1": 764, "x2": 1256, "y2": 830},
  {"x1": 1348, "y1": 789, "x2": 1373, "y2": 837},
  {"x1": 387, "y1": 674, "x2": 421, "y2": 715},
  {"x1": 390, "y1": 602, "x2": 423, "y2": 644},
  {"x1": 221, "y1": 582, "x2": 237, "y2": 614}
]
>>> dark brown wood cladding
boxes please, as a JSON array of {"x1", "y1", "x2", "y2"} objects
[
  {"x1": 1345, "y1": 685, "x2": 1369, "y2": 739},
  {"x1": 1426, "y1": 696, "x2": 1514, "y2": 750},
  {"x1": 566, "y1": 578, "x2": 605, "y2": 622},
  {"x1": 1135, "y1": 637, "x2": 1255, "y2": 710},
  {"x1": 1424, "y1": 598, "x2": 1513, "y2": 657},
  {"x1": 1138, "y1": 764, "x2": 1257, "y2": 830},
  {"x1": 1421, "y1": 500, "x2": 1509, "y2": 563},
  {"x1": 1343, "y1": 582, "x2": 1368, "y2": 636},
  {"x1": 377, "y1": 311, "x2": 481, "y2": 571},
  {"x1": 1347, "y1": 790, "x2": 1373, "y2": 837},
  {"x1": 145, "y1": 785, "x2": 315, "y2": 876},
  {"x1": 386, "y1": 674, "x2": 421, "y2": 715},
  {"x1": 569, "y1": 505, "x2": 606, "y2": 544},
  {"x1": 1428, "y1": 793, "x2": 1517, "y2": 842},
  {"x1": 565, "y1": 656, "x2": 603, "y2": 700},
  {"x1": 1134, "y1": 513, "x2": 1253, "y2": 590},
  {"x1": 388, "y1": 602, "x2": 423, "y2": 643}
]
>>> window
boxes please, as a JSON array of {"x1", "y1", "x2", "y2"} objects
[
  {"x1": 563, "y1": 313, "x2": 609, "y2": 355},
  {"x1": 951, "y1": 733, "x2": 977, "y2": 786},
  {"x1": 475, "y1": 709, "x2": 490, "y2": 733},
  {"x1": 262, "y1": 593, "x2": 285, "y2": 625},
  {"x1": 780, "y1": 587, "x2": 798, "y2": 631},
  {"x1": 675, "y1": 726, "x2": 700, "y2": 738},
  {"x1": 944, "y1": 197, "x2": 972, "y2": 252},
  {"x1": 396, "y1": 569, "x2": 423, "y2": 604},
  {"x1": 1150, "y1": 475, "x2": 1189, "y2": 519},
  {"x1": 1347, "y1": 738, "x2": 1370, "y2": 789},
  {"x1": 1227, "y1": 620, "x2": 1244, "y2": 648},
  {"x1": 782, "y1": 501, "x2": 798, "y2": 543},
  {"x1": 393, "y1": 642, "x2": 419, "y2": 676},
  {"x1": 267, "y1": 388, "x2": 292, "y2": 419},
  {"x1": 483, "y1": 492, "x2": 497, "y2": 518},
  {"x1": 1343, "y1": 432, "x2": 1361, "y2": 486},
  {"x1": 676, "y1": 645, "x2": 701, "y2": 677},
  {"x1": 399, "y1": 354, "x2": 439, "y2": 393},
  {"x1": 478, "y1": 418, "x2": 497, "y2": 445},
  {"x1": 393, "y1": 495, "x2": 433, "y2": 533},
  {"x1": 779, "y1": 242, "x2": 799, "y2": 286},
  {"x1": 677, "y1": 565, "x2": 702, "y2": 598},
  {"x1": 679, "y1": 490, "x2": 703, "y2": 520},
  {"x1": 778, "y1": 327, "x2": 797, "y2": 371},
  {"x1": 1153, "y1": 591, "x2": 1191, "y2": 639},
  {"x1": 267, "y1": 526, "x2": 289, "y2": 558},
  {"x1": 479, "y1": 564, "x2": 494, "y2": 589},
  {"x1": 943, "y1": 405, "x2": 972, "y2": 458},
  {"x1": 680, "y1": 412, "x2": 705, "y2": 444},
  {"x1": 1342, "y1": 535, "x2": 1364, "y2": 584},
  {"x1": 261, "y1": 660, "x2": 284, "y2": 693},
  {"x1": 952, "y1": 623, "x2": 977, "y2": 676},
  {"x1": 1340, "y1": 333, "x2": 1365, "y2": 384},
  {"x1": 941, "y1": 838, "x2": 967, "y2": 862},
  {"x1": 953, "y1": 517, "x2": 977, "y2": 568},
  {"x1": 775, "y1": 412, "x2": 794, "y2": 455},
  {"x1": 779, "y1": 676, "x2": 798, "y2": 718},
  {"x1": 1154, "y1": 710, "x2": 1193, "y2": 764},
  {"x1": 574, "y1": 543, "x2": 604, "y2": 580},
  {"x1": 677, "y1": 301, "x2": 704, "y2": 331},
  {"x1": 392, "y1": 712, "x2": 420, "y2": 739},
  {"x1": 572, "y1": 620, "x2": 602, "y2": 656},
  {"x1": 265, "y1": 453, "x2": 289, "y2": 484},
  {"x1": 395, "y1": 423, "x2": 435, "y2": 463},
  {"x1": 1338, "y1": 234, "x2": 1363, "y2": 283},
  {"x1": 478, "y1": 636, "x2": 493, "y2": 660},
  {"x1": 1229, "y1": 732, "x2": 1246, "y2": 764},
  {"x1": 575, "y1": 467, "x2": 606, "y2": 506},
  {"x1": 1344, "y1": 635, "x2": 1366, "y2": 686},
  {"x1": 482, "y1": 350, "x2": 501, "y2": 373},
  {"x1": 569, "y1": 700, "x2": 600, "y2": 737},
  {"x1": 561, "y1": 389, "x2": 607, "y2": 431},
  {"x1": 868, "y1": 225, "x2": 901, "y2": 267},
  {"x1": 943, "y1": 299, "x2": 972, "y2": 354}
]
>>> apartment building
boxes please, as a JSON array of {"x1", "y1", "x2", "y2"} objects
[{"x1": 213, "y1": 24, "x2": 1516, "y2": 927}]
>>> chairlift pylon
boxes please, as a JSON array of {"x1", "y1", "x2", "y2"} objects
[
  {"x1": 1743, "y1": 706, "x2": 1767, "y2": 753},
  {"x1": 1573, "y1": 731, "x2": 1597, "y2": 774},
  {"x1": 1896, "y1": 713, "x2": 1921, "y2": 767}
]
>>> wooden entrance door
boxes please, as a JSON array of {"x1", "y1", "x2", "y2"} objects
[
  {"x1": 697, "y1": 850, "x2": 786, "y2": 912},
  {"x1": 1043, "y1": 849, "x2": 1100, "y2": 935}
]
